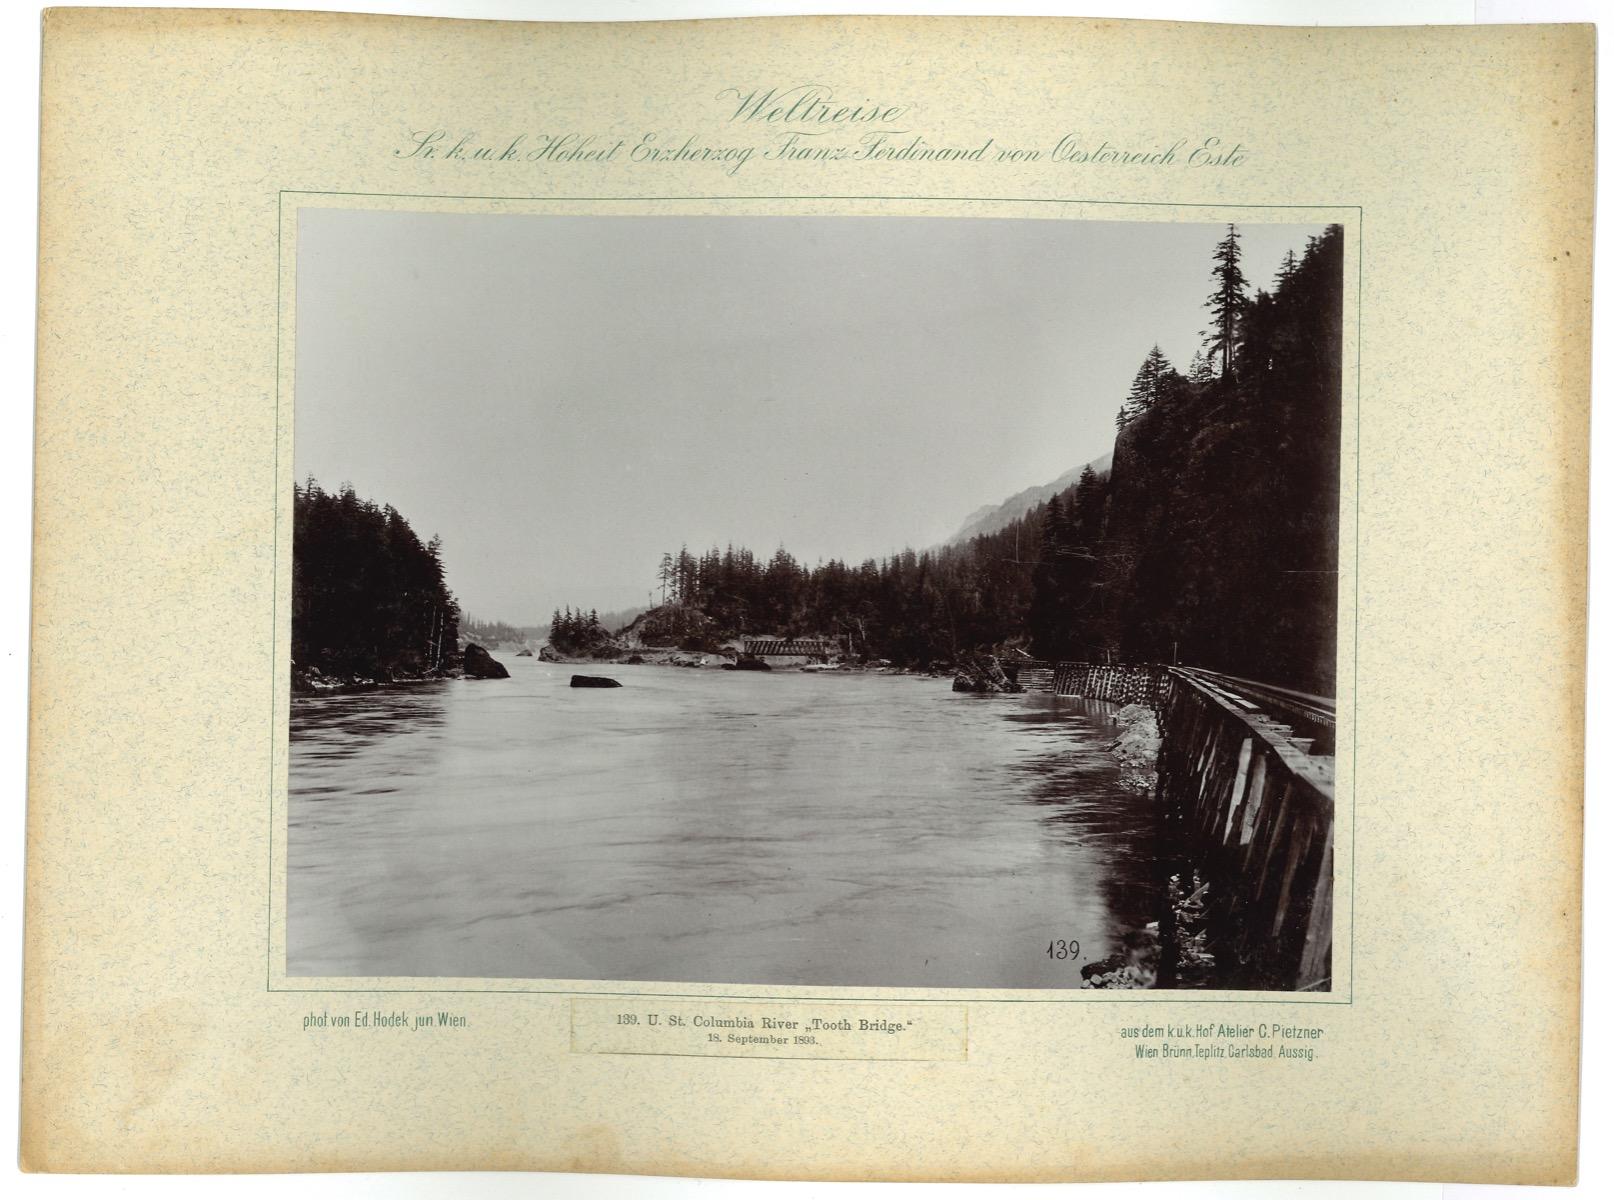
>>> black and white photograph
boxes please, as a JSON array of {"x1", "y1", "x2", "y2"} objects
[{"x1": 286, "y1": 210, "x2": 1344, "y2": 992}]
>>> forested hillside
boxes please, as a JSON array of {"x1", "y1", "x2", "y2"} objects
[
  {"x1": 1033, "y1": 225, "x2": 1343, "y2": 691},
  {"x1": 648, "y1": 224, "x2": 1343, "y2": 692}
]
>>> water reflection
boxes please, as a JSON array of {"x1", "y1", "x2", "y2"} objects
[{"x1": 287, "y1": 660, "x2": 1159, "y2": 987}]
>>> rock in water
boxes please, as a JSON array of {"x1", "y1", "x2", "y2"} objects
[
  {"x1": 463, "y1": 643, "x2": 510, "y2": 679},
  {"x1": 951, "y1": 653, "x2": 1022, "y2": 693},
  {"x1": 570, "y1": 674, "x2": 622, "y2": 688}
]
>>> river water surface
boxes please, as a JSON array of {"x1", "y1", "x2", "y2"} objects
[{"x1": 288, "y1": 656, "x2": 1159, "y2": 987}]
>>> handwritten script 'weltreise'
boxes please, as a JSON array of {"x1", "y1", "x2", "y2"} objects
[{"x1": 719, "y1": 84, "x2": 912, "y2": 126}]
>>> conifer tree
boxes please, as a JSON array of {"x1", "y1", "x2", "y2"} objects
[
  {"x1": 1202, "y1": 223, "x2": 1248, "y2": 377},
  {"x1": 1116, "y1": 345, "x2": 1175, "y2": 428},
  {"x1": 1276, "y1": 248, "x2": 1299, "y2": 286},
  {"x1": 1072, "y1": 465, "x2": 1104, "y2": 539}
]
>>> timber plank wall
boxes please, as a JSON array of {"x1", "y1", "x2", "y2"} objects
[
  {"x1": 1154, "y1": 669, "x2": 1335, "y2": 991},
  {"x1": 1008, "y1": 658, "x2": 1335, "y2": 992},
  {"x1": 1007, "y1": 660, "x2": 1166, "y2": 705}
]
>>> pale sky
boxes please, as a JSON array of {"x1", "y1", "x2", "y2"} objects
[{"x1": 294, "y1": 212, "x2": 1328, "y2": 622}]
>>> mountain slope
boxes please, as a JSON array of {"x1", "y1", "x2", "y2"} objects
[{"x1": 946, "y1": 452, "x2": 1113, "y2": 546}]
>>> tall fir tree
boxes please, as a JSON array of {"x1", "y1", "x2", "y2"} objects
[
  {"x1": 1071, "y1": 465, "x2": 1104, "y2": 538},
  {"x1": 1276, "y1": 248, "x2": 1299, "y2": 286},
  {"x1": 1116, "y1": 345, "x2": 1176, "y2": 428},
  {"x1": 1202, "y1": 223, "x2": 1249, "y2": 378}
]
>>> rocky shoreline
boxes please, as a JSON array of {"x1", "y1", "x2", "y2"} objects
[
  {"x1": 291, "y1": 664, "x2": 451, "y2": 695},
  {"x1": 1107, "y1": 701, "x2": 1162, "y2": 794},
  {"x1": 1082, "y1": 701, "x2": 1171, "y2": 989},
  {"x1": 533, "y1": 644, "x2": 959, "y2": 678},
  {"x1": 538, "y1": 644, "x2": 730, "y2": 669},
  {"x1": 291, "y1": 642, "x2": 508, "y2": 695}
]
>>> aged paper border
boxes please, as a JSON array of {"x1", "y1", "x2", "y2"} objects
[{"x1": 23, "y1": 8, "x2": 1586, "y2": 1180}]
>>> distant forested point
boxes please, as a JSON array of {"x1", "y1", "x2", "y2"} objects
[
  {"x1": 292, "y1": 479, "x2": 461, "y2": 683},
  {"x1": 645, "y1": 539, "x2": 1037, "y2": 667},
  {"x1": 651, "y1": 223, "x2": 1343, "y2": 694},
  {"x1": 462, "y1": 617, "x2": 534, "y2": 646},
  {"x1": 548, "y1": 607, "x2": 617, "y2": 657}
]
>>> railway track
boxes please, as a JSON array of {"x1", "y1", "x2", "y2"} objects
[{"x1": 1170, "y1": 667, "x2": 1336, "y2": 757}]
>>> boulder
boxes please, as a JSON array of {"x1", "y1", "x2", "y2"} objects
[
  {"x1": 951, "y1": 653, "x2": 1022, "y2": 693},
  {"x1": 463, "y1": 643, "x2": 510, "y2": 679},
  {"x1": 570, "y1": 674, "x2": 621, "y2": 688},
  {"x1": 516, "y1": 648, "x2": 533, "y2": 657}
]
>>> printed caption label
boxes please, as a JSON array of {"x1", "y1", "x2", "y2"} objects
[{"x1": 570, "y1": 998, "x2": 968, "y2": 1061}]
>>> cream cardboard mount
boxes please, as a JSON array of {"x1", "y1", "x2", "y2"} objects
[{"x1": 23, "y1": 8, "x2": 1591, "y2": 1183}]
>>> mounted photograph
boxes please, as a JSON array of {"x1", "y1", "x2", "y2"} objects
[{"x1": 285, "y1": 210, "x2": 1345, "y2": 992}]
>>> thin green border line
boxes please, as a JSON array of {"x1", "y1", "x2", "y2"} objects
[
  {"x1": 268, "y1": 188, "x2": 283, "y2": 993},
  {"x1": 1351, "y1": 211, "x2": 1361, "y2": 1003},
  {"x1": 270, "y1": 190, "x2": 1362, "y2": 1007},
  {"x1": 281, "y1": 189, "x2": 1359, "y2": 213}
]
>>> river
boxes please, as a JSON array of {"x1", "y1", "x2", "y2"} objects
[{"x1": 287, "y1": 655, "x2": 1160, "y2": 987}]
